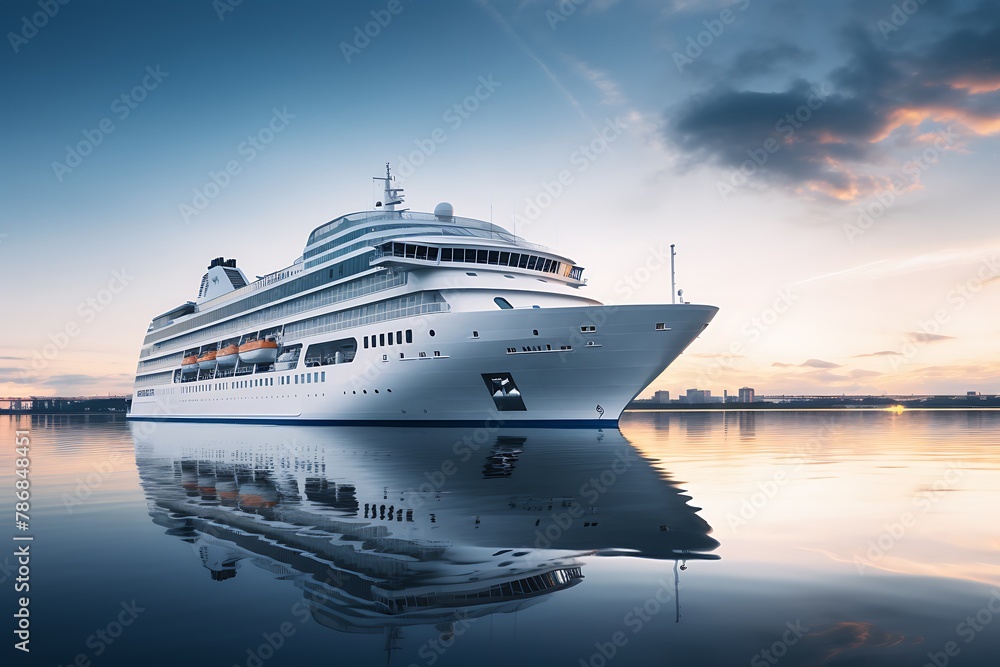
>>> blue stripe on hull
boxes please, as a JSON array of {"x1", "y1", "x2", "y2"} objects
[{"x1": 125, "y1": 415, "x2": 616, "y2": 429}]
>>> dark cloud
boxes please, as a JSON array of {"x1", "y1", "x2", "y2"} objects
[
  {"x1": 663, "y1": 3, "x2": 1000, "y2": 200},
  {"x1": 851, "y1": 350, "x2": 902, "y2": 357},
  {"x1": 907, "y1": 332, "x2": 955, "y2": 343},
  {"x1": 801, "y1": 358, "x2": 842, "y2": 369},
  {"x1": 725, "y1": 43, "x2": 815, "y2": 83},
  {"x1": 0, "y1": 367, "x2": 35, "y2": 384}
]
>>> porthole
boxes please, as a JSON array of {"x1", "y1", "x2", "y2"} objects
[{"x1": 429, "y1": 329, "x2": 435, "y2": 336}]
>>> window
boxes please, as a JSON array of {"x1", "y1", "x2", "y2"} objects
[
  {"x1": 306, "y1": 374, "x2": 311, "y2": 384},
  {"x1": 655, "y1": 323, "x2": 670, "y2": 331},
  {"x1": 472, "y1": 331, "x2": 479, "y2": 338},
  {"x1": 294, "y1": 376, "x2": 298, "y2": 385},
  {"x1": 466, "y1": 272, "x2": 477, "y2": 276},
  {"x1": 499, "y1": 252, "x2": 510, "y2": 265},
  {"x1": 313, "y1": 372, "x2": 318, "y2": 382},
  {"x1": 488, "y1": 250, "x2": 500, "y2": 265},
  {"x1": 380, "y1": 333, "x2": 385, "y2": 346},
  {"x1": 477, "y1": 249, "x2": 488, "y2": 264},
  {"x1": 429, "y1": 329, "x2": 435, "y2": 337},
  {"x1": 453, "y1": 248, "x2": 465, "y2": 262},
  {"x1": 405, "y1": 330, "x2": 413, "y2": 343},
  {"x1": 581, "y1": 325, "x2": 596, "y2": 333},
  {"x1": 494, "y1": 297, "x2": 513, "y2": 310},
  {"x1": 442, "y1": 247, "x2": 453, "y2": 261},
  {"x1": 388, "y1": 331, "x2": 394, "y2": 345},
  {"x1": 396, "y1": 330, "x2": 402, "y2": 343},
  {"x1": 364, "y1": 337, "x2": 369, "y2": 349},
  {"x1": 321, "y1": 371, "x2": 326, "y2": 382}
]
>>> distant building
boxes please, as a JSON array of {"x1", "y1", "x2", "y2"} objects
[
  {"x1": 685, "y1": 388, "x2": 711, "y2": 403},
  {"x1": 654, "y1": 390, "x2": 671, "y2": 404},
  {"x1": 738, "y1": 387, "x2": 755, "y2": 403}
]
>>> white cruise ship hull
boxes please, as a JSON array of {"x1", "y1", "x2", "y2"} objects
[{"x1": 129, "y1": 303, "x2": 715, "y2": 426}]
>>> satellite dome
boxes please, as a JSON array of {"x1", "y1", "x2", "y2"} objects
[{"x1": 434, "y1": 202, "x2": 454, "y2": 219}]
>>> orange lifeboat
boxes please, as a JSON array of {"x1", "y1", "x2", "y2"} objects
[
  {"x1": 181, "y1": 354, "x2": 199, "y2": 375},
  {"x1": 216, "y1": 343, "x2": 239, "y2": 368},
  {"x1": 238, "y1": 337, "x2": 278, "y2": 364},
  {"x1": 197, "y1": 349, "x2": 218, "y2": 371}
]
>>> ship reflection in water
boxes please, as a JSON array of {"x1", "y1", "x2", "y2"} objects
[{"x1": 133, "y1": 424, "x2": 719, "y2": 640}]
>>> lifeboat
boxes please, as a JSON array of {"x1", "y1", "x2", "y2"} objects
[
  {"x1": 216, "y1": 343, "x2": 239, "y2": 368},
  {"x1": 197, "y1": 349, "x2": 217, "y2": 371},
  {"x1": 181, "y1": 354, "x2": 199, "y2": 375},
  {"x1": 238, "y1": 337, "x2": 278, "y2": 364}
]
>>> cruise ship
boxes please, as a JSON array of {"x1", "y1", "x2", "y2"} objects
[{"x1": 128, "y1": 166, "x2": 718, "y2": 426}]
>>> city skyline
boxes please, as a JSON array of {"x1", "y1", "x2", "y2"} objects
[{"x1": 2, "y1": 0, "x2": 999, "y2": 397}]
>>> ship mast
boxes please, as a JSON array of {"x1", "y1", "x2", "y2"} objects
[{"x1": 373, "y1": 162, "x2": 405, "y2": 211}]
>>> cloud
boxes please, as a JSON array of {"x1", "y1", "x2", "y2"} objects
[
  {"x1": 725, "y1": 43, "x2": 816, "y2": 83},
  {"x1": 662, "y1": 6, "x2": 1000, "y2": 200},
  {"x1": 772, "y1": 359, "x2": 843, "y2": 369},
  {"x1": 851, "y1": 350, "x2": 902, "y2": 358},
  {"x1": 906, "y1": 332, "x2": 955, "y2": 343},
  {"x1": 570, "y1": 59, "x2": 626, "y2": 106},
  {"x1": 801, "y1": 358, "x2": 842, "y2": 369},
  {"x1": 849, "y1": 369, "x2": 882, "y2": 378},
  {"x1": 0, "y1": 367, "x2": 35, "y2": 385}
]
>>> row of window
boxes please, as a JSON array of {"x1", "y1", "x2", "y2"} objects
[
  {"x1": 283, "y1": 291, "x2": 448, "y2": 342},
  {"x1": 377, "y1": 242, "x2": 584, "y2": 280},
  {"x1": 179, "y1": 372, "x2": 328, "y2": 393},
  {"x1": 143, "y1": 254, "x2": 397, "y2": 349},
  {"x1": 143, "y1": 273, "x2": 410, "y2": 359},
  {"x1": 364, "y1": 328, "x2": 414, "y2": 349}
]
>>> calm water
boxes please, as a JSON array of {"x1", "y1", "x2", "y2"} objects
[{"x1": 3, "y1": 410, "x2": 999, "y2": 666}]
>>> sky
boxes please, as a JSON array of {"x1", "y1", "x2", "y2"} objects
[{"x1": 2, "y1": 0, "x2": 999, "y2": 398}]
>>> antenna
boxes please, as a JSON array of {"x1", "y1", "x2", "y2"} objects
[
  {"x1": 373, "y1": 163, "x2": 405, "y2": 211},
  {"x1": 670, "y1": 244, "x2": 677, "y2": 305}
]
